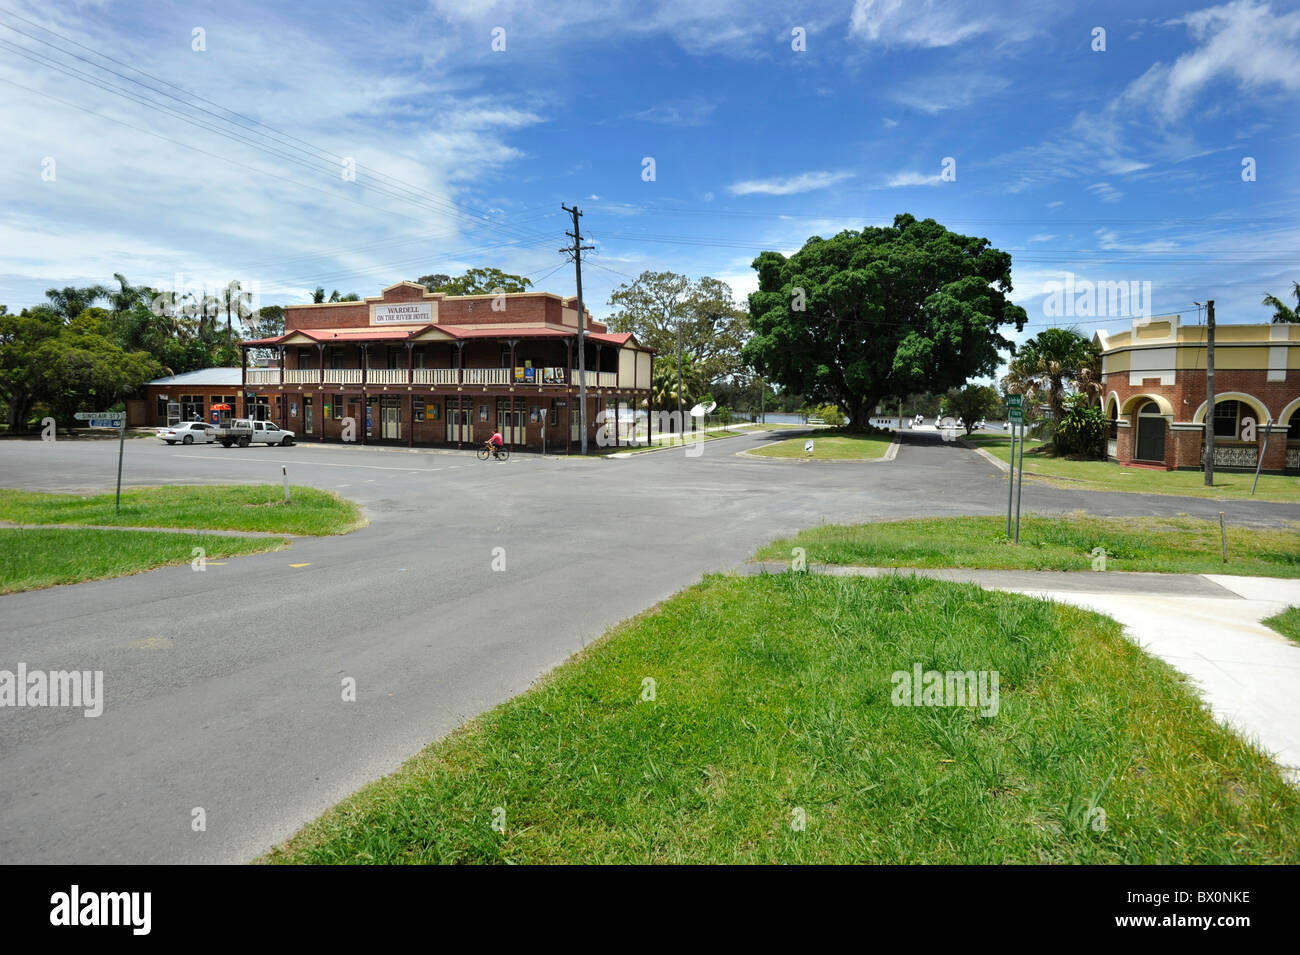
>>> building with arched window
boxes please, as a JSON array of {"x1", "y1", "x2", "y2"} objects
[{"x1": 1095, "y1": 315, "x2": 1300, "y2": 474}]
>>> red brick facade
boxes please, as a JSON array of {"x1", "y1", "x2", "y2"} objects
[{"x1": 1098, "y1": 318, "x2": 1299, "y2": 474}]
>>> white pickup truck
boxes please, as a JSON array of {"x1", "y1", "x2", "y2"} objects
[{"x1": 212, "y1": 418, "x2": 296, "y2": 448}]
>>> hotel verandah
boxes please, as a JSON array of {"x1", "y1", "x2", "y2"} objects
[{"x1": 234, "y1": 282, "x2": 654, "y2": 452}]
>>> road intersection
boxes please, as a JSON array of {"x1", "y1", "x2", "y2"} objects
[{"x1": 1, "y1": 428, "x2": 1296, "y2": 863}]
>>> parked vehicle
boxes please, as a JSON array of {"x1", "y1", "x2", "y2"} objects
[
  {"x1": 157, "y1": 422, "x2": 216, "y2": 445},
  {"x1": 212, "y1": 418, "x2": 296, "y2": 447}
]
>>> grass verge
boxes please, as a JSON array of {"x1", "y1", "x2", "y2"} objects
[
  {"x1": 966, "y1": 434, "x2": 1300, "y2": 503},
  {"x1": 263, "y1": 572, "x2": 1300, "y2": 864},
  {"x1": 0, "y1": 527, "x2": 288, "y2": 594},
  {"x1": 755, "y1": 514, "x2": 1300, "y2": 578},
  {"x1": 1262, "y1": 607, "x2": 1300, "y2": 645},
  {"x1": 0, "y1": 485, "x2": 364, "y2": 536},
  {"x1": 747, "y1": 429, "x2": 894, "y2": 460}
]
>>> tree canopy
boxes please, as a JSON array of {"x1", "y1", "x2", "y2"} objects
[
  {"x1": 416, "y1": 268, "x2": 533, "y2": 296},
  {"x1": 605, "y1": 271, "x2": 747, "y2": 387},
  {"x1": 1263, "y1": 282, "x2": 1299, "y2": 324},
  {"x1": 743, "y1": 214, "x2": 1027, "y2": 430}
]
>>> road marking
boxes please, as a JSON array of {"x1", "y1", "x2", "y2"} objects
[
  {"x1": 206, "y1": 561, "x2": 227, "y2": 566},
  {"x1": 289, "y1": 562, "x2": 312, "y2": 568}
]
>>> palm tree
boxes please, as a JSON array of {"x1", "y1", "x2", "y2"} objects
[
  {"x1": 44, "y1": 284, "x2": 109, "y2": 320},
  {"x1": 1002, "y1": 326, "x2": 1101, "y2": 428},
  {"x1": 1263, "y1": 282, "x2": 1299, "y2": 324}
]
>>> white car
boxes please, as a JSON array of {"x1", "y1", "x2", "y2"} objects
[
  {"x1": 213, "y1": 418, "x2": 296, "y2": 447},
  {"x1": 157, "y1": 421, "x2": 216, "y2": 445}
]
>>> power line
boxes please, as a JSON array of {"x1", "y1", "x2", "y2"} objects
[{"x1": 0, "y1": 10, "x2": 556, "y2": 248}]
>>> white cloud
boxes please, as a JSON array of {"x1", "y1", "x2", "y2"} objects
[
  {"x1": 1086, "y1": 182, "x2": 1125, "y2": 203},
  {"x1": 1027, "y1": 233, "x2": 1056, "y2": 243},
  {"x1": 885, "y1": 170, "x2": 942, "y2": 187},
  {"x1": 848, "y1": 0, "x2": 1052, "y2": 48},
  {"x1": 727, "y1": 170, "x2": 854, "y2": 196},
  {"x1": 1147, "y1": 0, "x2": 1300, "y2": 122}
]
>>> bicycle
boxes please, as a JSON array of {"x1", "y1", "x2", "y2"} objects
[{"x1": 477, "y1": 442, "x2": 510, "y2": 462}]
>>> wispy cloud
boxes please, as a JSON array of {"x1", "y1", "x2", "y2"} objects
[
  {"x1": 885, "y1": 170, "x2": 942, "y2": 187},
  {"x1": 728, "y1": 170, "x2": 854, "y2": 196},
  {"x1": 625, "y1": 98, "x2": 718, "y2": 126},
  {"x1": 1086, "y1": 182, "x2": 1125, "y2": 203},
  {"x1": 848, "y1": 0, "x2": 1053, "y2": 48}
]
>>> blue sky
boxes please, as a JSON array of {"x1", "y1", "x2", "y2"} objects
[{"x1": 2, "y1": 0, "x2": 1298, "y2": 363}]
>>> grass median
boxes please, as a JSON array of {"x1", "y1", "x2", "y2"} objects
[
  {"x1": 0, "y1": 484, "x2": 363, "y2": 536},
  {"x1": 747, "y1": 429, "x2": 894, "y2": 460},
  {"x1": 0, "y1": 527, "x2": 288, "y2": 594},
  {"x1": 755, "y1": 514, "x2": 1300, "y2": 578},
  {"x1": 966, "y1": 434, "x2": 1300, "y2": 503},
  {"x1": 263, "y1": 571, "x2": 1300, "y2": 864}
]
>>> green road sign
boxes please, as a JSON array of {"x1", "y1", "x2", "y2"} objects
[{"x1": 1007, "y1": 394, "x2": 1024, "y2": 424}]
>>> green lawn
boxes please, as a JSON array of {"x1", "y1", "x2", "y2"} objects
[
  {"x1": 1262, "y1": 607, "x2": 1300, "y2": 645},
  {"x1": 263, "y1": 572, "x2": 1300, "y2": 864},
  {"x1": 966, "y1": 434, "x2": 1300, "y2": 503},
  {"x1": 0, "y1": 485, "x2": 364, "y2": 536},
  {"x1": 0, "y1": 527, "x2": 288, "y2": 594},
  {"x1": 748, "y1": 430, "x2": 894, "y2": 460},
  {"x1": 755, "y1": 514, "x2": 1300, "y2": 577}
]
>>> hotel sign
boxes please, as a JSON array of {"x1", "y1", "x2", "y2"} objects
[{"x1": 372, "y1": 302, "x2": 434, "y2": 325}]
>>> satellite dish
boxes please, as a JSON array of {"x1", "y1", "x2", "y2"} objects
[{"x1": 689, "y1": 401, "x2": 717, "y2": 417}]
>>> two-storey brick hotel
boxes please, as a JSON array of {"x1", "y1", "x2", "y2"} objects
[{"x1": 237, "y1": 281, "x2": 654, "y2": 452}]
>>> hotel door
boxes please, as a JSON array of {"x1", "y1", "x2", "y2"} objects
[
  {"x1": 496, "y1": 397, "x2": 525, "y2": 444},
  {"x1": 381, "y1": 397, "x2": 401, "y2": 440},
  {"x1": 303, "y1": 396, "x2": 314, "y2": 435},
  {"x1": 447, "y1": 399, "x2": 470, "y2": 443}
]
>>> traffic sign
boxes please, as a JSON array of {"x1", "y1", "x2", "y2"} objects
[
  {"x1": 1007, "y1": 394, "x2": 1024, "y2": 424},
  {"x1": 87, "y1": 419, "x2": 123, "y2": 429},
  {"x1": 74, "y1": 411, "x2": 124, "y2": 421}
]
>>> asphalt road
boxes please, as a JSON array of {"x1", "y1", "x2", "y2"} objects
[{"x1": 1, "y1": 428, "x2": 1297, "y2": 864}]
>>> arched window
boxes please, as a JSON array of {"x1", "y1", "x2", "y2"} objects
[{"x1": 1212, "y1": 399, "x2": 1241, "y2": 439}]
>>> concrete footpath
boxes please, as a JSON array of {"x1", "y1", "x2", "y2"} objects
[{"x1": 748, "y1": 562, "x2": 1300, "y2": 780}]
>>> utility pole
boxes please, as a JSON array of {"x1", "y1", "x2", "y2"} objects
[
  {"x1": 676, "y1": 323, "x2": 683, "y2": 441},
  {"x1": 1203, "y1": 299, "x2": 1215, "y2": 485},
  {"x1": 561, "y1": 204, "x2": 595, "y2": 453}
]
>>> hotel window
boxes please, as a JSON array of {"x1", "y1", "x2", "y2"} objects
[
  {"x1": 332, "y1": 395, "x2": 344, "y2": 420},
  {"x1": 329, "y1": 348, "x2": 345, "y2": 370},
  {"x1": 412, "y1": 346, "x2": 426, "y2": 369},
  {"x1": 298, "y1": 347, "x2": 316, "y2": 369},
  {"x1": 387, "y1": 347, "x2": 402, "y2": 369},
  {"x1": 1212, "y1": 400, "x2": 1241, "y2": 439}
]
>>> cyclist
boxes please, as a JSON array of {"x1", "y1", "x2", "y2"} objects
[{"x1": 486, "y1": 430, "x2": 504, "y2": 458}]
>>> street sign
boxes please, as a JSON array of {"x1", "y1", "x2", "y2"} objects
[
  {"x1": 1007, "y1": 394, "x2": 1024, "y2": 424},
  {"x1": 73, "y1": 412, "x2": 128, "y2": 512}
]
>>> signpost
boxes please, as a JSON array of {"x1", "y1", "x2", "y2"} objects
[
  {"x1": 75, "y1": 411, "x2": 127, "y2": 512},
  {"x1": 1005, "y1": 396, "x2": 1025, "y2": 542}
]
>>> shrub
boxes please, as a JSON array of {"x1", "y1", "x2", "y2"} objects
[
  {"x1": 1054, "y1": 395, "x2": 1107, "y2": 458},
  {"x1": 816, "y1": 403, "x2": 846, "y2": 427}
]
